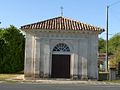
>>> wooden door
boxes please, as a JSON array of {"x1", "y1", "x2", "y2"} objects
[{"x1": 51, "y1": 54, "x2": 70, "y2": 78}]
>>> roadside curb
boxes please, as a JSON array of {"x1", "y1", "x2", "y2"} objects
[
  {"x1": 3, "y1": 79, "x2": 120, "y2": 85},
  {"x1": 1, "y1": 75, "x2": 120, "y2": 85}
]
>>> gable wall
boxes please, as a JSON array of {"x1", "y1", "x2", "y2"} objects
[{"x1": 24, "y1": 30, "x2": 98, "y2": 79}]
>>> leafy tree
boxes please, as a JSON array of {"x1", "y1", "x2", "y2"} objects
[
  {"x1": 98, "y1": 38, "x2": 106, "y2": 53},
  {"x1": 108, "y1": 33, "x2": 120, "y2": 54},
  {"x1": 0, "y1": 29, "x2": 7, "y2": 73},
  {"x1": 98, "y1": 34, "x2": 120, "y2": 69},
  {"x1": 108, "y1": 33, "x2": 120, "y2": 69},
  {"x1": 0, "y1": 26, "x2": 25, "y2": 73},
  {"x1": 109, "y1": 49, "x2": 120, "y2": 69},
  {"x1": 0, "y1": 38, "x2": 6, "y2": 72}
]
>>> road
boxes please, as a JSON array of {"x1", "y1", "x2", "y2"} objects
[{"x1": 0, "y1": 83, "x2": 120, "y2": 90}]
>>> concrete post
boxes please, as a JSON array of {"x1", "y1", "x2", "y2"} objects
[{"x1": 109, "y1": 68, "x2": 116, "y2": 80}]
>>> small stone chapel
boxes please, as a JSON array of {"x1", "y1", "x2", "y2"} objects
[{"x1": 21, "y1": 16, "x2": 104, "y2": 80}]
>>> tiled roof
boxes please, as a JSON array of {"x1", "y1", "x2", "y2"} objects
[{"x1": 21, "y1": 16, "x2": 105, "y2": 32}]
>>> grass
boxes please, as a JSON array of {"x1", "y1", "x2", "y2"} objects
[
  {"x1": 0, "y1": 74, "x2": 19, "y2": 80},
  {"x1": 105, "y1": 80, "x2": 120, "y2": 83}
]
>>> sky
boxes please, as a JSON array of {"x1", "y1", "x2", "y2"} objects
[{"x1": 0, "y1": 0, "x2": 120, "y2": 39}]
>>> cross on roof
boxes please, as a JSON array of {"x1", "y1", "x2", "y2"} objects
[{"x1": 60, "y1": 6, "x2": 63, "y2": 16}]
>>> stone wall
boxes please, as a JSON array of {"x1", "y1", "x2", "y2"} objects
[{"x1": 24, "y1": 30, "x2": 98, "y2": 80}]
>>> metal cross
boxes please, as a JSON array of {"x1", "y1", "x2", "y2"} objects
[{"x1": 60, "y1": 6, "x2": 63, "y2": 16}]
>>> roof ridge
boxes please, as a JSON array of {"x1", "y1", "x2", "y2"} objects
[
  {"x1": 41, "y1": 16, "x2": 62, "y2": 21},
  {"x1": 21, "y1": 16, "x2": 62, "y2": 26}
]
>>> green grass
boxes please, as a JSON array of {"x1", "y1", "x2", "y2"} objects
[
  {"x1": 105, "y1": 80, "x2": 120, "y2": 83},
  {"x1": 0, "y1": 74, "x2": 19, "y2": 80}
]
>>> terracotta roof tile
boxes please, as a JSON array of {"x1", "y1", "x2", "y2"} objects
[{"x1": 21, "y1": 16, "x2": 105, "y2": 32}]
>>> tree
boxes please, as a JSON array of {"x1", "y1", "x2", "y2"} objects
[
  {"x1": 109, "y1": 49, "x2": 120, "y2": 69},
  {"x1": 108, "y1": 33, "x2": 120, "y2": 69},
  {"x1": 98, "y1": 38, "x2": 106, "y2": 53},
  {"x1": 108, "y1": 33, "x2": 120, "y2": 55},
  {"x1": 0, "y1": 26, "x2": 25, "y2": 73},
  {"x1": 0, "y1": 29, "x2": 7, "y2": 73}
]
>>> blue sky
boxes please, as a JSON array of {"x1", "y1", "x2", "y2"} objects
[{"x1": 0, "y1": 0, "x2": 120, "y2": 39}]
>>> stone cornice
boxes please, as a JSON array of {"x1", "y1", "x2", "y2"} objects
[
  {"x1": 24, "y1": 29, "x2": 100, "y2": 39},
  {"x1": 22, "y1": 29, "x2": 100, "y2": 35}
]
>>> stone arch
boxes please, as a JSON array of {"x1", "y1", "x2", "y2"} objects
[
  {"x1": 53, "y1": 43, "x2": 70, "y2": 52},
  {"x1": 51, "y1": 43, "x2": 71, "y2": 78}
]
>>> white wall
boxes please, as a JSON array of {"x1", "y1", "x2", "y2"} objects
[
  {"x1": 24, "y1": 30, "x2": 98, "y2": 80},
  {"x1": 24, "y1": 34, "x2": 34, "y2": 77}
]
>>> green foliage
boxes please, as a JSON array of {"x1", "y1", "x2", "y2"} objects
[
  {"x1": 108, "y1": 33, "x2": 120, "y2": 68},
  {"x1": 98, "y1": 33, "x2": 120, "y2": 54},
  {"x1": 109, "y1": 49, "x2": 120, "y2": 68},
  {"x1": 98, "y1": 34, "x2": 120, "y2": 69},
  {"x1": 108, "y1": 33, "x2": 120, "y2": 54},
  {"x1": 0, "y1": 25, "x2": 25, "y2": 73},
  {"x1": 98, "y1": 38, "x2": 106, "y2": 53},
  {"x1": 114, "y1": 49, "x2": 120, "y2": 64}
]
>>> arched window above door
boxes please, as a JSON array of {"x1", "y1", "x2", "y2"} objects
[{"x1": 53, "y1": 43, "x2": 70, "y2": 52}]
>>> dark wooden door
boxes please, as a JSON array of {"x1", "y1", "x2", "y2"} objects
[{"x1": 51, "y1": 54, "x2": 70, "y2": 78}]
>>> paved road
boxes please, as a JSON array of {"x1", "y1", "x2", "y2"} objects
[{"x1": 0, "y1": 83, "x2": 120, "y2": 90}]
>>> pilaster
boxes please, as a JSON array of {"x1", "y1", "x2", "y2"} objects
[
  {"x1": 43, "y1": 39, "x2": 50, "y2": 78},
  {"x1": 24, "y1": 34, "x2": 34, "y2": 78},
  {"x1": 33, "y1": 37, "x2": 40, "y2": 78},
  {"x1": 80, "y1": 39, "x2": 88, "y2": 80},
  {"x1": 72, "y1": 40, "x2": 79, "y2": 79},
  {"x1": 88, "y1": 35, "x2": 98, "y2": 80}
]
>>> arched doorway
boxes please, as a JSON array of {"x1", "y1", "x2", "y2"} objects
[{"x1": 51, "y1": 43, "x2": 71, "y2": 78}]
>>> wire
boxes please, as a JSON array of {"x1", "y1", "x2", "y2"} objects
[{"x1": 109, "y1": 0, "x2": 120, "y2": 7}]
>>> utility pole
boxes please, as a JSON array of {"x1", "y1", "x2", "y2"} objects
[
  {"x1": 106, "y1": 6, "x2": 109, "y2": 72},
  {"x1": 105, "y1": 1, "x2": 120, "y2": 72},
  {"x1": 0, "y1": 18, "x2": 1, "y2": 24}
]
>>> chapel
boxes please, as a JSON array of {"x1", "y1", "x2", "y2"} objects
[{"x1": 21, "y1": 16, "x2": 104, "y2": 80}]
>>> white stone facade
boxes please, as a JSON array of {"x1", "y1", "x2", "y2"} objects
[{"x1": 24, "y1": 29, "x2": 99, "y2": 80}]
